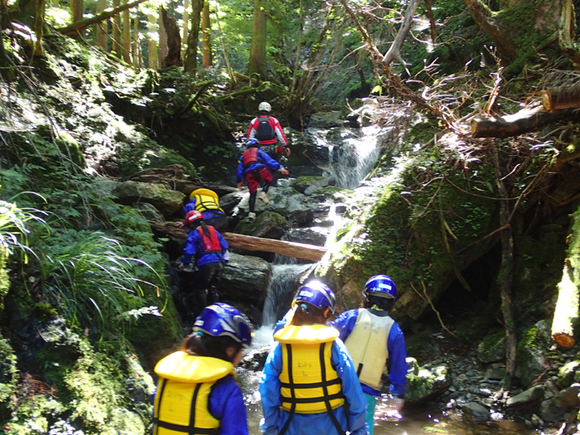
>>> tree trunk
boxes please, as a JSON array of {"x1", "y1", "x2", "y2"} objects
[
  {"x1": 96, "y1": 0, "x2": 108, "y2": 50},
  {"x1": 201, "y1": 1, "x2": 211, "y2": 68},
  {"x1": 471, "y1": 106, "x2": 580, "y2": 138},
  {"x1": 160, "y1": 6, "x2": 182, "y2": 67},
  {"x1": 148, "y1": 9, "x2": 158, "y2": 70},
  {"x1": 148, "y1": 222, "x2": 328, "y2": 261},
  {"x1": 158, "y1": 6, "x2": 167, "y2": 68},
  {"x1": 183, "y1": 0, "x2": 203, "y2": 73},
  {"x1": 112, "y1": 0, "x2": 122, "y2": 55},
  {"x1": 133, "y1": 14, "x2": 140, "y2": 67},
  {"x1": 492, "y1": 140, "x2": 517, "y2": 386},
  {"x1": 552, "y1": 261, "x2": 579, "y2": 347},
  {"x1": 34, "y1": 0, "x2": 45, "y2": 56},
  {"x1": 382, "y1": 0, "x2": 420, "y2": 65},
  {"x1": 122, "y1": 5, "x2": 131, "y2": 63},
  {"x1": 248, "y1": 0, "x2": 267, "y2": 79},
  {"x1": 57, "y1": 0, "x2": 146, "y2": 35},
  {"x1": 70, "y1": 0, "x2": 82, "y2": 22},
  {"x1": 181, "y1": 0, "x2": 189, "y2": 59},
  {"x1": 214, "y1": 3, "x2": 235, "y2": 83}
]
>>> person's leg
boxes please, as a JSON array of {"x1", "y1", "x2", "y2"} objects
[
  {"x1": 259, "y1": 167, "x2": 274, "y2": 194},
  {"x1": 196, "y1": 264, "x2": 213, "y2": 309},
  {"x1": 206, "y1": 262, "x2": 224, "y2": 304},
  {"x1": 246, "y1": 171, "x2": 260, "y2": 216},
  {"x1": 364, "y1": 392, "x2": 377, "y2": 435}
]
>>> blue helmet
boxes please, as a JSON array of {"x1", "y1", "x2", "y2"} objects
[
  {"x1": 245, "y1": 138, "x2": 260, "y2": 147},
  {"x1": 293, "y1": 280, "x2": 336, "y2": 313},
  {"x1": 363, "y1": 275, "x2": 397, "y2": 299},
  {"x1": 193, "y1": 303, "x2": 252, "y2": 348}
]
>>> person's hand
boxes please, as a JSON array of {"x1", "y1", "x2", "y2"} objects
[
  {"x1": 280, "y1": 169, "x2": 289, "y2": 176},
  {"x1": 174, "y1": 221, "x2": 184, "y2": 228},
  {"x1": 176, "y1": 261, "x2": 185, "y2": 271},
  {"x1": 276, "y1": 146, "x2": 284, "y2": 155},
  {"x1": 285, "y1": 147, "x2": 291, "y2": 156},
  {"x1": 237, "y1": 182, "x2": 243, "y2": 189}
]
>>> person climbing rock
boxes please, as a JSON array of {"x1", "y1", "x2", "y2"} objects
[
  {"x1": 259, "y1": 280, "x2": 369, "y2": 435},
  {"x1": 236, "y1": 138, "x2": 289, "y2": 220},
  {"x1": 179, "y1": 188, "x2": 230, "y2": 232},
  {"x1": 179, "y1": 210, "x2": 229, "y2": 314},
  {"x1": 330, "y1": 275, "x2": 408, "y2": 434},
  {"x1": 248, "y1": 101, "x2": 291, "y2": 158},
  {"x1": 152, "y1": 303, "x2": 252, "y2": 435}
]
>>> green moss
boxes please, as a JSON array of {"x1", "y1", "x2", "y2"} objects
[{"x1": 0, "y1": 333, "x2": 18, "y2": 419}]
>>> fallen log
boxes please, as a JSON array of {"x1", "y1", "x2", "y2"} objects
[
  {"x1": 470, "y1": 106, "x2": 580, "y2": 138},
  {"x1": 56, "y1": 0, "x2": 148, "y2": 35},
  {"x1": 551, "y1": 260, "x2": 579, "y2": 348},
  {"x1": 149, "y1": 221, "x2": 327, "y2": 261}
]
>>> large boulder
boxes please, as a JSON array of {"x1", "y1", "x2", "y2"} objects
[{"x1": 112, "y1": 180, "x2": 185, "y2": 218}]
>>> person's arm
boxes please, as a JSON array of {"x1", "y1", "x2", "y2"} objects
[
  {"x1": 328, "y1": 309, "x2": 359, "y2": 342},
  {"x1": 209, "y1": 376, "x2": 249, "y2": 435},
  {"x1": 181, "y1": 232, "x2": 199, "y2": 266},
  {"x1": 218, "y1": 232, "x2": 229, "y2": 255},
  {"x1": 248, "y1": 118, "x2": 257, "y2": 139},
  {"x1": 259, "y1": 344, "x2": 285, "y2": 435},
  {"x1": 272, "y1": 118, "x2": 290, "y2": 155},
  {"x1": 332, "y1": 339, "x2": 369, "y2": 435},
  {"x1": 236, "y1": 160, "x2": 244, "y2": 187},
  {"x1": 387, "y1": 322, "x2": 407, "y2": 402},
  {"x1": 258, "y1": 150, "x2": 282, "y2": 171}
]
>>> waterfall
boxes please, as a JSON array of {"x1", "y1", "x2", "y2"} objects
[
  {"x1": 309, "y1": 125, "x2": 382, "y2": 189},
  {"x1": 261, "y1": 263, "x2": 313, "y2": 326}
]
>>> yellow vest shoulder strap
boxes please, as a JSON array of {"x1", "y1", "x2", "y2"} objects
[
  {"x1": 274, "y1": 324, "x2": 339, "y2": 344},
  {"x1": 154, "y1": 352, "x2": 233, "y2": 383}
]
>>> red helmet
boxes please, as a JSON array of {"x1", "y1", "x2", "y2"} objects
[{"x1": 185, "y1": 210, "x2": 204, "y2": 224}]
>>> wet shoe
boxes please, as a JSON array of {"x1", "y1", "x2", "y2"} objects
[
  {"x1": 259, "y1": 191, "x2": 269, "y2": 204},
  {"x1": 248, "y1": 212, "x2": 256, "y2": 220}
]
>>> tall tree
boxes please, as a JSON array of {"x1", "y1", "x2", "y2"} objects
[
  {"x1": 201, "y1": 1, "x2": 211, "y2": 68},
  {"x1": 183, "y1": 0, "x2": 203, "y2": 72},
  {"x1": 181, "y1": 0, "x2": 189, "y2": 59},
  {"x1": 122, "y1": 5, "x2": 131, "y2": 63},
  {"x1": 112, "y1": 0, "x2": 122, "y2": 55},
  {"x1": 133, "y1": 13, "x2": 140, "y2": 67},
  {"x1": 70, "y1": 0, "x2": 82, "y2": 22},
  {"x1": 248, "y1": 0, "x2": 267, "y2": 78},
  {"x1": 148, "y1": 8, "x2": 158, "y2": 70},
  {"x1": 96, "y1": 0, "x2": 108, "y2": 50}
]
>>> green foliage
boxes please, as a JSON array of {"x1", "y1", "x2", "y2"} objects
[{"x1": 37, "y1": 230, "x2": 164, "y2": 337}]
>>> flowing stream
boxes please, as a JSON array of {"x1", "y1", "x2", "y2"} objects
[{"x1": 236, "y1": 121, "x2": 536, "y2": 435}]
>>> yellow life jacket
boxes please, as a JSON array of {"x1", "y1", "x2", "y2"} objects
[
  {"x1": 189, "y1": 189, "x2": 224, "y2": 213},
  {"x1": 274, "y1": 324, "x2": 345, "y2": 414},
  {"x1": 344, "y1": 309, "x2": 394, "y2": 390},
  {"x1": 152, "y1": 352, "x2": 234, "y2": 435}
]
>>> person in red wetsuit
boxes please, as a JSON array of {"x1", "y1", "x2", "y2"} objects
[
  {"x1": 236, "y1": 138, "x2": 289, "y2": 220},
  {"x1": 247, "y1": 101, "x2": 291, "y2": 157}
]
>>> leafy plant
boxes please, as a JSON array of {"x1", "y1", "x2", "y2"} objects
[{"x1": 38, "y1": 230, "x2": 164, "y2": 337}]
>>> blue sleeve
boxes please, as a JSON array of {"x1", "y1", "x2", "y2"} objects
[
  {"x1": 236, "y1": 159, "x2": 244, "y2": 182},
  {"x1": 259, "y1": 344, "x2": 284, "y2": 435},
  {"x1": 182, "y1": 231, "x2": 199, "y2": 265},
  {"x1": 258, "y1": 149, "x2": 281, "y2": 171},
  {"x1": 328, "y1": 310, "x2": 359, "y2": 342},
  {"x1": 184, "y1": 200, "x2": 196, "y2": 216},
  {"x1": 331, "y1": 339, "x2": 369, "y2": 435},
  {"x1": 209, "y1": 375, "x2": 249, "y2": 435},
  {"x1": 387, "y1": 322, "x2": 407, "y2": 397}
]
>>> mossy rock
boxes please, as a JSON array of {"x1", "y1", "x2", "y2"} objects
[
  {"x1": 291, "y1": 176, "x2": 329, "y2": 194},
  {"x1": 477, "y1": 329, "x2": 507, "y2": 363}
]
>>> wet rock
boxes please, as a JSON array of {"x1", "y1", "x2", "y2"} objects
[
  {"x1": 506, "y1": 385, "x2": 545, "y2": 407},
  {"x1": 285, "y1": 227, "x2": 329, "y2": 247},
  {"x1": 484, "y1": 363, "x2": 506, "y2": 380},
  {"x1": 309, "y1": 111, "x2": 343, "y2": 128},
  {"x1": 406, "y1": 363, "x2": 450, "y2": 404},
  {"x1": 515, "y1": 321, "x2": 551, "y2": 386},
  {"x1": 221, "y1": 252, "x2": 271, "y2": 306},
  {"x1": 462, "y1": 402, "x2": 490, "y2": 422},
  {"x1": 112, "y1": 180, "x2": 185, "y2": 218},
  {"x1": 557, "y1": 361, "x2": 580, "y2": 389},
  {"x1": 134, "y1": 202, "x2": 165, "y2": 222},
  {"x1": 477, "y1": 330, "x2": 507, "y2": 363}
]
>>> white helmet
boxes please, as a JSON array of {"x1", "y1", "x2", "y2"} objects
[{"x1": 258, "y1": 102, "x2": 271, "y2": 112}]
